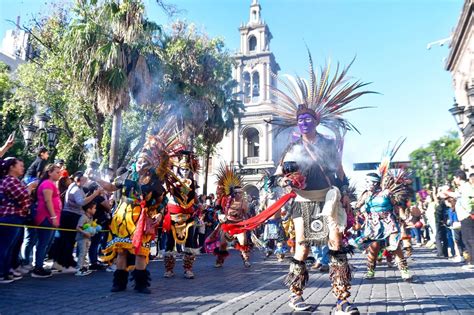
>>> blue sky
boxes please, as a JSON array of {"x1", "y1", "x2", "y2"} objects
[{"x1": 0, "y1": 0, "x2": 464, "y2": 174}]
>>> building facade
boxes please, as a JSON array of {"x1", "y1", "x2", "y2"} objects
[
  {"x1": 446, "y1": 0, "x2": 474, "y2": 171},
  {"x1": 0, "y1": 17, "x2": 33, "y2": 71},
  {"x1": 201, "y1": 0, "x2": 291, "y2": 199}
]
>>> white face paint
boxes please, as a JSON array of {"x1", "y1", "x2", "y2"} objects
[
  {"x1": 136, "y1": 155, "x2": 150, "y2": 173},
  {"x1": 366, "y1": 179, "x2": 379, "y2": 192},
  {"x1": 178, "y1": 166, "x2": 190, "y2": 179}
]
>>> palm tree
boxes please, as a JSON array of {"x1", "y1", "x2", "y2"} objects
[
  {"x1": 63, "y1": 0, "x2": 161, "y2": 170},
  {"x1": 200, "y1": 81, "x2": 244, "y2": 195}
]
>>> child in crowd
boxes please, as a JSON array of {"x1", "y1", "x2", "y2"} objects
[{"x1": 75, "y1": 202, "x2": 97, "y2": 276}]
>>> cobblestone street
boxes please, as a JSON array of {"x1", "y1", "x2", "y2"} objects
[{"x1": 0, "y1": 247, "x2": 473, "y2": 314}]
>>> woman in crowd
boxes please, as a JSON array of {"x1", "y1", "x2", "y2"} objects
[
  {"x1": 31, "y1": 164, "x2": 62, "y2": 278},
  {"x1": 53, "y1": 171, "x2": 101, "y2": 272},
  {"x1": 0, "y1": 157, "x2": 31, "y2": 283}
]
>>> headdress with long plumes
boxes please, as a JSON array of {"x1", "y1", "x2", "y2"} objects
[
  {"x1": 269, "y1": 49, "x2": 376, "y2": 144},
  {"x1": 376, "y1": 138, "x2": 412, "y2": 203},
  {"x1": 216, "y1": 163, "x2": 243, "y2": 196}
]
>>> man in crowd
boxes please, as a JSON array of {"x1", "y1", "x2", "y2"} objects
[{"x1": 23, "y1": 147, "x2": 49, "y2": 184}]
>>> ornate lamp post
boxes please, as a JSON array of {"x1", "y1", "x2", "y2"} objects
[
  {"x1": 21, "y1": 112, "x2": 60, "y2": 153},
  {"x1": 449, "y1": 98, "x2": 465, "y2": 128}
]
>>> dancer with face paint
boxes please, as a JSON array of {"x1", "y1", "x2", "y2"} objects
[
  {"x1": 219, "y1": 53, "x2": 374, "y2": 314},
  {"x1": 269, "y1": 53, "x2": 374, "y2": 314},
  {"x1": 102, "y1": 136, "x2": 168, "y2": 294},
  {"x1": 162, "y1": 148, "x2": 200, "y2": 279},
  {"x1": 213, "y1": 164, "x2": 252, "y2": 268},
  {"x1": 354, "y1": 141, "x2": 412, "y2": 282}
]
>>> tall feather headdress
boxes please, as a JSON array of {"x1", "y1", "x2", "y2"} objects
[
  {"x1": 269, "y1": 49, "x2": 377, "y2": 143},
  {"x1": 216, "y1": 163, "x2": 243, "y2": 196},
  {"x1": 377, "y1": 138, "x2": 412, "y2": 203}
]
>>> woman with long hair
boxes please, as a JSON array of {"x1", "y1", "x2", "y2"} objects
[{"x1": 31, "y1": 164, "x2": 62, "y2": 278}]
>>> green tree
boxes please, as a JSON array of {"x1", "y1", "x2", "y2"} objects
[
  {"x1": 63, "y1": 0, "x2": 162, "y2": 171},
  {"x1": 409, "y1": 131, "x2": 461, "y2": 187},
  {"x1": 160, "y1": 22, "x2": 244, "y2": 193}
]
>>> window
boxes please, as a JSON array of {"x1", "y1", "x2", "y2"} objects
[
  {"x1": 252, "y1": 72, "x2": 260, "y2": 101},
  {"x1": 249, "y1": 35, "x2": 257, "y2": 52},
  {"x1": 243, "y1": 127, "x2": 260, "y2": 164},
  {"x1": 243, "y1": 72, "x2": 251, "y2": 103}
]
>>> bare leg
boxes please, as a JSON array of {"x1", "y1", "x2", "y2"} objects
[
  {"x1": 236, "y1": 233, "x2": 251, "y2": 267},
  {"x1": 392, "y1": 245, "x2": 411, "y2": 281},
  {"x1": 285, "y1": 217, "x2": 310, "y2": 310},
  {"x1": 214, "y1": 232, "x2": 229, "y2": 267},
  {"x1": 365, "y1": 241, "x2": 380, "y2": 278}
]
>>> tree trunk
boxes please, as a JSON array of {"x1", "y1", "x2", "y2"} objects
[
  {"x1": 203, "y1": 145, "x2": 211, "y2": 196},
  {"x1": 110, "y1": 108, "x2": 122, "y2": 171}
]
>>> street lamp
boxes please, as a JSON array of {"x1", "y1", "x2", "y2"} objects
[
  {"x1": 21, "y1": 112, "x2": 60, "y2": 153},
  {"x1": 449, "y1": 98, "x2": 465, "y2": 128}
]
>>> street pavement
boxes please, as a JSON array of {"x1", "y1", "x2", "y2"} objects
[{"x1": 0, "y1": 247, "x2": 473, "y2": 314}]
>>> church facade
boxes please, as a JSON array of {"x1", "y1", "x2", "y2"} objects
[{"x1": 201, "y1": 0, "x2": 292, "y2": 199}]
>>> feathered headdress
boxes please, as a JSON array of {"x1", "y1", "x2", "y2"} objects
[
  {"x1": 216, "y1": 163, "x2": 243, "y2": 196},
  {"x1": 377, "y1": 138, "x2": 412, "y2": 203},
  {"x1": 269, "y1": 49, "x2": 376, "y2": 143}
]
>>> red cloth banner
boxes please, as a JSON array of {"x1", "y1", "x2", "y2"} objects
[{"x1": 221, "y1": 192, "x2": 296, "y2": 235}]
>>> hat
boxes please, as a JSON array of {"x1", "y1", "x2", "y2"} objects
[{"x1": 55, "y1": 159, "x2": 65, "y2": 165}]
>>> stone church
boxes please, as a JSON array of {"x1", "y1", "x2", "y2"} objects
[{"x1": 201, "y1": 0, "x2": 292, "y2": 199}]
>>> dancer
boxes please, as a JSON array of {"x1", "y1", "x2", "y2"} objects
[
  {"x1": 222, "y1": 52, "x2": 373, "y2": 314},
  {"x1": 260, "y1": 174, "x2": 286, "y2": 261},
  {"x1": 355, "y1": 141, "x2": 412, "y2": 282},
  {"x1": 102, "y1": 136, "x2": 168, "y2": 294},
  {"x1": 162, "y1": 148, "x2": 200, "y2": 279},
  {"x1": 213, "y1": 164, "x2": 252, "y2": 268}
]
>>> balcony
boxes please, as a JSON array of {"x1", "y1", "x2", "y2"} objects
[{"x1": 243, "y1": 156, "x2": 260, "y2": 165}]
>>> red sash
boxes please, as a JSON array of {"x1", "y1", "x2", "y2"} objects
[{"x1": 221, "y1": 192, "x2": 296, "y2": 235}]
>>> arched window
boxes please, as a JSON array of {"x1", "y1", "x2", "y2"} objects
[
  {"x1": 249, "y1": 35, "x2": 257, "y2": 52},
  {"x1": 243, "y1": 72, "x2": 251, "y2": 103},
  {"x1": 252, "y1": 72, "x2": 260, "y2": 101},
  {"x1": 243, "y1": 127, "x2": 260, "y2": 164}
]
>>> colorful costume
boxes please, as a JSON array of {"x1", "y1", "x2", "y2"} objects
[
  {"x1": 260, "y1": 175, "x2": 287, "y2": 261},
  {"x1": 213, "y1": 164, "x2": 252, "y2": 268},
  {"x1": 355, "y1": 140, "x2": 412, "y2": 281},
  {"x1": 102, "y1": 135, "x2": 168, "y2": 294},
  {"x1": 221, "y1": 52, "x2": 373, "y2": 314},
  {"x1": 162, "y1": 149, "x2": 200, "y2": 279}
]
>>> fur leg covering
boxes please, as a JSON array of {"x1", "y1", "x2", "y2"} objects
[
  {"x1": 164, "y1": 253, "x2": 176, "y2": 273},
  {"x1": 131, "y1": 269, "x2": 151, "y2": 294},
  {"x1": 329, "y1": 247, "x2": 353, "y2": 300},
  {"x1": 183, "y1": 253, "x2": 196, "y2": 271},
  {"x1": 111, "y1": 269, "x2": 129, "y2": 292},
  {"x1": 396, "y1": 256, "x2": 408, "y2": 271},
  {"x1": 213, "y1": 249, "x2": 229, "y2": 266},
  {"x1": 284, "y1": 258, "x2": 309, "y2": 296}
]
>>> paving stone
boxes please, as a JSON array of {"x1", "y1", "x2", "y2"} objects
[{"x1": 0, "y1": 248, "x2": 472, "y2": 314}]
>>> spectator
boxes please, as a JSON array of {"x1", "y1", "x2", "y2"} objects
[
  {"x1": 434, "y1": 189, "x2": 449, "y2": 258},
  {"x1": 52, "y1": 172, "x2": 101, "y2": 272},
  {"x1": 23, "y1": 147, "x2": 49, "y2": 185},
  {"x1": 0, "y1": 133, "x2": 15, "y2": 158},
  {"x1": 446, "y1": 196, "x2": 465, "y2": 262},
  {"x1": 83, "y1": 181, "x2": 110, "y2": 270},
  {"x1": 31, "y1": 164, "x2": 62, "y2": 278},
  {"x1": 451, "y1": 170, "x2": 474, "y2": 270},
  {"x1": 55, "y1": 159, "x2": 69, "y2": 178},
  {"x1": 75, "y1": 202, "x2": 96, "y2": 276},
  {"x1": 410, "y1": 204, "x2": 423, "y2": 246},
  {"x1": 0, "y1": 157, "x2": 31, "y2": 283}
]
